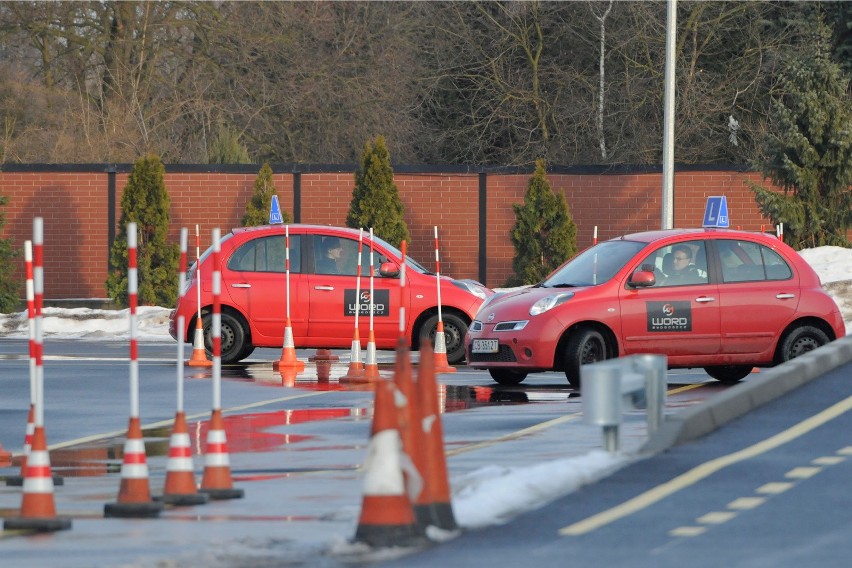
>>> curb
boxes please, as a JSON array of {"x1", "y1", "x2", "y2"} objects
[{"x1": 641, "y1": 333, "x2": 852, "y2": 454}]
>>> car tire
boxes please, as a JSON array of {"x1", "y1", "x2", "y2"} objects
[
  {"x1": 420, "y1": 313, "x2": 469, "y2": 364},
  {"x1": 703, "y1": 365, "x2": 753, "y2": 384},
  {"x1": 563, "y1": 328, "x2": 607, "y2": 389},
  {"x1": 488, "y1": 369, "x2": 528, "y2": 385},
  {"x1": 202, "y1": 312, "x2": 249, "y2": 364},
  {"x1": 778, "y1": 325, "x2": 830, "y2": 362}
]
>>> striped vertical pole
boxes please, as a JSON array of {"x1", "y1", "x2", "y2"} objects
[
  {"x1": 162, "y1": 227, "x2": 208, "y2": 505},
  {"x1": 432, "y1": 227, "x2": 456, "y2": 373},
  {"x1": 274, "y1": 225, "x2": 304, "y2": 372},
  {"x1": 399, "y1": 240, "x2": 407, "y2": 338},
  {"x1": 5, "y1": 218, "x2": 71, "y2": 531},
  {"x1": 362, "y1": 228, "x2": 380, "y2": 381},
  {"x1": 341, "y1": 228, "x2": 366, "y2": 381},
  {"x1": 105, "y1": 223, "x2": 162, "y2": 517},
  {"x1": 201, "y1": 228, "x2": 244, "y2": 499},
  {"x1": 188, "y1": 224, "x2": 211, "y2": 367},
  {"x1": 593, "y1": 226, "x2": 598, "y2": 246}
]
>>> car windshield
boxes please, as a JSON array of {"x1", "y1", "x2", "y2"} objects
[
  {"x1": 542, "y1": 240, "x2": 647, "y2": 287},
  {"x1": 373, "y1": 234, "x2": 431, "y2": 274}
]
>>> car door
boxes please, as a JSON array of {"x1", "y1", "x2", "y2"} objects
[
  {"x1": 307, "y1": 234, "x2": 402, "y2": 347},
  {"x1": 619, "y1": 240, "x2": 722, "y2": 359},
  {"x1": 714, "y1": 239, "x2": 800, "y2": 356}
]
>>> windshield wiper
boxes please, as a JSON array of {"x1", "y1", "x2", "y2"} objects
[{"x1": 548, "y1": 282, "x2": 579, "y2": 288}]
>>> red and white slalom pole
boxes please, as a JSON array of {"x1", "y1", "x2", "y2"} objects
[
  {"x1": 4, "y1": 219, "x2": 71, "y2": 531},
  {"x1": 432, "y1": 227, "x2": 456, "y2": 373},
  {"x1": 105, "y1": 223, "x2": 162, "y2": 518},
  {"x1": 777, "y1": 223, "x2": 784, "y2": 242},
  {"x1": 200, "y1": 228, "x2": 244, "y2": 500},
  {"x1": 274, "y1": 225, "x2": 304, "y2": 372},
  {"x1": 188, "y1": 224, "x2": 211, "y2": 367},
  {"x1": 593, "y1": 226, "x2": 598, "y2": 246},
  {"x1": 341, "y1": 229, "x2": 366, "y2": 381},
  {"x1": 362, "y1": 228, "x2": 381, "y2": 381}
]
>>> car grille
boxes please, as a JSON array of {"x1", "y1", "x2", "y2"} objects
[{"x1": 469, "y1": 345, "x2": 517, "y2": 363}]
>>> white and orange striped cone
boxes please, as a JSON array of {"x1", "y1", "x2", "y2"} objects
[
  {"x1": 104, "y1": 417, "x2": 163, "y2": 517},
  {"x1": 159, "y1": 411, "x2": 209, "y2": 506},
  {"x1": 187, "y1": 318, "x2": 212, "y2": 367},
  {"x1": 3, "y1": 425, "x2": 71, "y2": 531},
  {"x1": 414, "y1": 339, "x2": 458, "y2": 531},
  {"x1": 200, "y1": 409, "x2": 244, "y2": 500},
  {"x1": 272, "y1": 320, "x2": 305, "y2": 372},
  {"x1": 0, "y1": 440, "x2": 10, "y2": 467},
  {"x1": 340, "y1": 330, "x2": 366, "y2": 382},
  {"x1": 432, "y1": 321, "x2": 457, "y2": 374},
  {"x1": 361, "y1": 329, "x2": 382, "y2": 382},
  {"x1": 352, "y1": 379, "x2": 426, "y2": 547}
]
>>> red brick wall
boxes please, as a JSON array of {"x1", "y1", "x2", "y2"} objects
[{"x1": 1, "y1": 166, "x2": 781, "y2": 300}]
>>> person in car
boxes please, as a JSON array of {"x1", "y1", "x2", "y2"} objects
[
  {"x1": 664, "y1": 244, "x2": 701, "y2": 284},
  {"x1": 316, "y1": 237, "x2": 343, "y2": 274}
]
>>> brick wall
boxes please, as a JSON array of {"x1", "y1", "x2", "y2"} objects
[{"x1": 0, "y1": 165, "x2": 783, "y2": 300}]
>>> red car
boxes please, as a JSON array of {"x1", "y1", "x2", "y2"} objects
[
  {"x1": 169, "y1": 224, "x2": 492, "y2": 364},
  {"x1": 466, "y1": 229, "x2": 845, "y2": 387}
]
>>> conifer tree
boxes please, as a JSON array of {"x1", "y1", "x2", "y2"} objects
[
  {"x1": 749, "y1": 20, "x2": 852, "y2": 249},
  {"x1": 208, "y1": 124, "x2": 252, "y2": 164},
  {"x1": 242, "y1": 162, "x2": 291, "y2": 226},
  {"x1": 346, "y1": 136, "x2": 410, "y2": 247},
  {"x1": 106, "y1": 154, "x2": 179, "y2": 307},
  {"x1": 507, "y1": 158, "x2": 577, "y2": 286},
  {"x1": 0, "y1": 189, "x2": 20, "y2": 313}
]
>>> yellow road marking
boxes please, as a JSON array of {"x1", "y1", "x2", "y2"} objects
[
  {"x1": 727, "y1": 497, "x2": 765, "y2": 510},
  {"x1": 697, "y1": 511, "x2": 737, "y2": 524},
  {"x1": 837, "y1": 446, "x2": 852, "y2": 455},
  {"x1": 785, "y1": 466, "x2": 822, "y2": 479},
  {"x1": 446, "y1": 414, "x2": 582, "y2": 456},
  {"x1": 669, "y1": 526, "x2": 706, "y2": 537},
  {"x1": 559, "y1": 394, "x2": 852, "y2": 536},
  {"x1": 813, "y1": 456, "x2": 845, "y2": 465},
  {"x1": 756, "y1": 482, "x2": 795, "y2": 494},
  {"x1": 666, "y1": 384, "x2": 706, "y2": 395}
]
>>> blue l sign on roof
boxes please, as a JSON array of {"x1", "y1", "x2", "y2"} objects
[
  {"x1": 269, "y1": 195, "x2": 283, "y2": 224},
  {"x1": 702, "y1": 196, "x2": 729, "y2": 228}
]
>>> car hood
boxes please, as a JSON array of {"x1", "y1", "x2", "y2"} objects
[{"x1": 476, "y1": 285, "x2": 590, "y2": 320}]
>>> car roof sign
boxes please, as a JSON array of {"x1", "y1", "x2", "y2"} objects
[
  {"x1": 702, "y1": 195, "x2": 729, "y2": 228},
  {"x1": 269, "y1": 194, "x2": 284, "y2": 224}
]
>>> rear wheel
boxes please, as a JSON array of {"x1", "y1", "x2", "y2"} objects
[
  {"x1": 203, "y1": 312, "x2": 250, "y2": 364},
  {"x1": 778, "y1": 325, "x2": 830, "y2": 362},
  {"x1": 488, "y1": 369, "x2": 528, "y2": 385},
  {"x1": 704, "y1": 365, "x2": 753, "y2": 384},
  {"x1": 420, "y1": 313, "x2": 469, "y2": 364},
  {"x1": 563, "y1": 328, "x2": 607, "y2": 389}
]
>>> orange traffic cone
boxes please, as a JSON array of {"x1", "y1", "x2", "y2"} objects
[
  {"x1": 361, "y1": 329, "x2": 382, "y2": 382},
  {"x1": 352, "y1": 379, "x2": 426, "y2": 547},
  {"x1": 414, "y1": 339, "x2": 458, "y2": 530},
  {"x1": 3, "y1": 426, "x2": 71, "y2": 531},
  {"x1": 187, "y1": 317, "x2": 212, "y2": 367},
  {"x1": 104, "y1": 417, "x2": 163, "y2": 517},
  {"x1": 5, "y1": 404, "x2": 33, "y2": 486},
  {"x1": 200, "y1": 409, "x2": 244, "y2": 500},
  {"x1": 309, "y1": 348, "x2": 339, "y2": 362},
  {"x1": 0, "y1": 440, "x2": 10, "y2": 467},
  {"x1": 432, "y1": 321, "x2": 457, "y2": 374},
  {"x1": 272, "y1": 318, "x2": 305, "y2": 372},
  {"x1": 160, "y1": 411, "x2": 209, "y2": 506},
  {"x1": 340, "y1": 329, "x2": 365, "y2": 381}
]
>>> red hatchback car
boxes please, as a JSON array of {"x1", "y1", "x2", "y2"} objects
[
  {"x1": 466, "y1": 229, "x2": 845, "y2": 387},
  {"x1": 169, "y1": 224, "x2": 492, "y2": 364}
]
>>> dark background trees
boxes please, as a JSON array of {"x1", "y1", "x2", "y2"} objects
[{"x1": 0, "y1": 1, "x2": 848, "y2": 168}]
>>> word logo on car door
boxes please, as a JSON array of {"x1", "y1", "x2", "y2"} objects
[
  {"x1": 646, "y1": 301, "x2": 692, "y2": 332},
  {"x1": 344, "y1": 289, "x2": 390, "y2": 317}
]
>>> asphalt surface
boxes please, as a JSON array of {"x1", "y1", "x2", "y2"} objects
[{"x1": 379, "y1": 334, "x2": 852, "y2": 567}]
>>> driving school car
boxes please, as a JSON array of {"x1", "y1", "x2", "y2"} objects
[
  {"x1": 169, "y1": 224, "x2": 492, "y2": 364},
  {"x1": 466, "y1": 228, "x2": 845, "y2": 387}
]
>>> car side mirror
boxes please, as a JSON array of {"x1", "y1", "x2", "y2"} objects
[
  {"x1": 379, "y1": 262, "x2": 400, "y2": 278},
  {"x1": 628, "y1": 270, "x2": 656, "y2": 288}
]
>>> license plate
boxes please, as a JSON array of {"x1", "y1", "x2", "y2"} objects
[{"x1": 471, "y1": 339, "x2": 499, "y2": 353}]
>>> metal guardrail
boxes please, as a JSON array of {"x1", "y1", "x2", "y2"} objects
[{"x1": 581, "y1": 354, "x2": 667, "y2": 453}]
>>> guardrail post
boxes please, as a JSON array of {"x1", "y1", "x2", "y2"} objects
[{"x1": 629, "y1": 354, "x2": 667, "y2": 435}]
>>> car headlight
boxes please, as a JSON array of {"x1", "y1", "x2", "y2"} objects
[
  {"x1": 452, "y1": 279, "x2": 488, "y2": 300},
  {"x1": 529, "y1": 292, "x2": 574, "y2": 316}
]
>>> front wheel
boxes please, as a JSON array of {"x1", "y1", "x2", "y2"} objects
[
  {"x1": 563, "y1": 328, "x2": 608, "y2": 389},
  {"x1": 202, "y1": 312, "x2": 250, "y2": 364},
  {"x1": 420, "y1": 313, "x2": 469, "y2": 364},
  {"x1": 778, "y1": 325, "x2": 830, "y2": 363},
  {"x1": 489, "y1": 369, "x2": 528, "y2": 385},
  {"x1": 704, "y1": 365, "x2": 753, "y2": 384}
]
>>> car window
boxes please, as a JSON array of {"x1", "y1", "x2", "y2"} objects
[
  {"x1": 228, "y1": 235, "x2": 301, "y2": 273},
  {"x1": 719, "y1": 240, "x2": 792, "y2": 283},
  {"x1": 543, "y1": 240, "x2": 646, "y2": 287},
  {"x1": 638, "y1": 240, "x2": 708, "y2": 287}
]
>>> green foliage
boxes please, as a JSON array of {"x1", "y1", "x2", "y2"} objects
[
  {"x1": 106, "y1": 154, "x2": 180, "y2": 307},
  {"x1": 242, "y1": 162, "x2": 291, "y2": 226},
  {"x1": 346, "y1": 136, "x2": 411, "y2": 247},
  {"x1": 749, "y1": 20, "x2": 852, "y2": 250},
  {"x1": 0, "y1": 190, "x2": 21, "y2": 313},
  {"x1": 507, "y1": 158, "x2": 577, "y2": 286},
  {"x1": 208, "y1": 124, "x2": 252, "y2": 164}
]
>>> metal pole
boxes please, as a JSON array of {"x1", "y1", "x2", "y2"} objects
[{"x1": 661, "y1": 0, "x2": 677, "y2": 229}]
